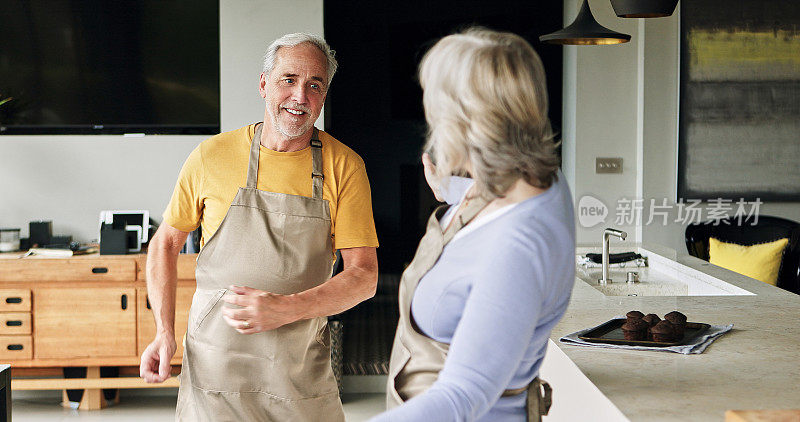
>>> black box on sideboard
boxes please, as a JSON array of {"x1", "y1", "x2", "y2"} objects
[
  {"x1": 29, "y1": 220, "x2": 52, "y2": 247},
  {"x1": 100, "y1": 225, "x2": 128, "y2": 255}
]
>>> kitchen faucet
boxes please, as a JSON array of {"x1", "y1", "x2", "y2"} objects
[{"x1": 599, "y1": 228, "x2": 627, "y2": 284}]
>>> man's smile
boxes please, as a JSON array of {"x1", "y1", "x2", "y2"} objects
[
  {"x1": 282, "y1": 104, "x2": 310, "y2": 117},
  {"x1": 284, "y1": 108, "x2": 305, "y2": 115}
]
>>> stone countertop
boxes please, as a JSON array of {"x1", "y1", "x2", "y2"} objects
[{"x1": 550, "y1": 249, "x2": 800, "y2": 421}]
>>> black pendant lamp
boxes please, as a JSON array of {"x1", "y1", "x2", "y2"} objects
[
  {"x1": 610, "y1": 0, "x2": 679, "y2": 18},
  {"x1": 539, "y1": 0, "x2": 631, "y2": 45}
]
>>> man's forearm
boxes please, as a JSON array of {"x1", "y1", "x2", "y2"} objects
[
  {"x1": 291, "y1": 263, "x2": 378, "y2": 320},
  {"x1": 146, "y1": 230, "x2": 185, "y2": 336}
]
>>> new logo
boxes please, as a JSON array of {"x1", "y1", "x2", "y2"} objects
[{"x1": 578, "y1": 195, "x2": 608, "y2": 228}]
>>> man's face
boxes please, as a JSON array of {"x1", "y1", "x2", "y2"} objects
[{"x1": 260, "y1": 43, "x2": 328, "y2": 139}]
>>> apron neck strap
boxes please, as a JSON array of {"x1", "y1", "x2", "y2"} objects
[
  {"x1": 246, "y1": 123, "x2": 263, "y2": 189},
  {"x1": 246, "y1": 124, "x2": 324, "y2": 200},
  {"x1": 310, "y1": 128, "x2": 323, "y2": 200},
  {"x1": 442, "y1": 194, "x2": 490, "y2": 244}
]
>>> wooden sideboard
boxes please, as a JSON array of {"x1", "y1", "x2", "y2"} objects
[{"x1": 0, "y1": 252, "x2": 197, "y2": 409}]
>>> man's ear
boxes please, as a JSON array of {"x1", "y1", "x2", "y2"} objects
[{"x1": 258, "y1": 73, "x2": 268, "y2": 98}]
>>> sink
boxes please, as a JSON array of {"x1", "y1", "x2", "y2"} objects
[
  {"x1": 575, "y1": 247, "x2": 755, "y2": 297},
  {"x1": 576, "y1": 268, "x2": 688, "y2": 296}
]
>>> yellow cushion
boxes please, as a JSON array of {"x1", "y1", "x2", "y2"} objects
[{"x1": 709, "y1": 237, "x2": 789, "y2": 286}]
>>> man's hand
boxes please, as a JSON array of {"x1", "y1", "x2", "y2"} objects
[
  {"x1": 221, "y1": 247, "x2": 377, "y2": 333},
  {"x1": 139, "y1": 332, "x2": 177, "y2": 383},
  {"x1": 221, "y1": 285, "x2": 299, "y2": 334}
]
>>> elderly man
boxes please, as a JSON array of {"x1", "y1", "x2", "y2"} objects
[{"x1": 139, "y1": 33, "x2": 379, "y2": 421}]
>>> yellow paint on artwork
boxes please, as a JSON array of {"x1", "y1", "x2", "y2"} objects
[{"x1": 689, "y1": 29, "x2": 800, "y2": 81}]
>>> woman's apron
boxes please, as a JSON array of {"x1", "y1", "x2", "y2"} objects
[
  {"x1": 386, "y1": 198, "x2": 553, "y2": 421},
  {"x1": 176, "y1": 124, "x2": 344, "y2": 422}
]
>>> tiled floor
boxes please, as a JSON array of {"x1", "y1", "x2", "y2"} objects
[{"x1": 12, "y1": 390, "x2": 386, "y2": 421}]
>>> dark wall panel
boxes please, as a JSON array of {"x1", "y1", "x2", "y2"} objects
[{"x1": 325, "y1": 0, "x2": 564, "y2": 271}]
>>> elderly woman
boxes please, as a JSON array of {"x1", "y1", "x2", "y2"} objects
[{"x1": 371, "y1": 28, "x2": 575, "y2": 421}]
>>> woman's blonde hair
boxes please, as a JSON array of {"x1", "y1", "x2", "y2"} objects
[{"x1": 419, "y1": 27, "x2": 560, "y2": 198}]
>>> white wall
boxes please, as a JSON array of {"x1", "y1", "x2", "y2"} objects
[
  {"x1": 640, "y1": 4, "x2": 681, "y2": 250},
  {"x1": 0, "y1": 1, "x2": 324, "y2": 243},
  {"x1": 565, "y1": 0, "x2": 643, "y2": 245}
]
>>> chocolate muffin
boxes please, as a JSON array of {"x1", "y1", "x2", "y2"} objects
[
  {"x1": 626, "y1": 310, "x2": 645, "y2": 322},
  {"x1": 664, "y1": 311, "x2": 687, "y2": 338},
  {"x1": 621, "y1": 318, "x2": 648, "y2": 341},
  {"x1": 640, "y1": 314, "x2": 660, "y2": 339},
  {"x1": 642, "y1": 313, "x2": 661, "y2": 327},
  {"x1": 650, "y1": 320, "x2": 676, "y2": 342}
]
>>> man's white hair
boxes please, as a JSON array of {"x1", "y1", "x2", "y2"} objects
[{"x1": 263, "y1": 33, "x2": 338, "y2": 84}]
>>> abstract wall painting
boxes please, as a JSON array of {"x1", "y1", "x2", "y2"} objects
[{"x1": 679, "y1": 0, "x2": 800, "y2": 201}]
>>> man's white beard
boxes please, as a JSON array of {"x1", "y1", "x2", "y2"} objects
[{"x1": 268, "y1": 106, "x2": 313, "y2": 138}]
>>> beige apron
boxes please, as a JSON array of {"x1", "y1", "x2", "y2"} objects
[
  {"x1": 176, "y1": 124, "x2": 344, "y2": 422},
  {"x1": 386, "y1": 198, "x2": 553, "y2": 421}
]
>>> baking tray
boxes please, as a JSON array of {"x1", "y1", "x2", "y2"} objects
[{"x1": 578, "y1": 318, "x2": 711, "y2": 347}]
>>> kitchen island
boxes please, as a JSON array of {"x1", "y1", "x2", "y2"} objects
[{"x1": 540, "y1": 246, "x2": 800, "y2": 421}]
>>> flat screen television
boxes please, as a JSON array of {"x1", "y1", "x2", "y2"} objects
[{"x1": 0, "y1": 0, "x2": 220, "y2": 135}]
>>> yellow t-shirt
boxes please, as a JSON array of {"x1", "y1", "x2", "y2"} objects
[{"x1": 163, "y1": 124, "x2": 379, "y2": 251}]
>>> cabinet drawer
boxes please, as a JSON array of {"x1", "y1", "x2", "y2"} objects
[
  {"x1": 0, "y1": 335, "x2": 32, "y2": 360},
  {"x1": 0, "y1": 312, "x2": 31, "y2": 335},
  {"x1": 0, "y1": 259, "x2": 136, "y2": 282},
  {"x1": 0, "y1": 289, "x2": 31, "y2": 312}
]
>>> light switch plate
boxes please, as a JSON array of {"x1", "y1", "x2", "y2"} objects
[{"x1": 596, "y1": 157, "x2": 623, "y2": 174}]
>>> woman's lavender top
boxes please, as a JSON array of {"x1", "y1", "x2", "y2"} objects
[{"x1": 372, "y1": 173, "x2": 575, "y2": 422}]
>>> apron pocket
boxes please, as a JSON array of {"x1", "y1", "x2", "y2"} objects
[
  {"x1": 188, "y1": 288, "x2": 227, "y2": 335},
  {"x1": 187, "y1": 289, "x2": 228, "y2": 335},
  {"x1": 279, "y1": 215, "x2": 334, "y2": 293},
  {"x1": 190, "y1": 290, "x2": 271, "y2": 359},
  {"x1": 185, "y1": 335, "x2": 275, "y2": 393},
  {"x1": 185, "y1": 290, "x2": 277, "y2": 393}
]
